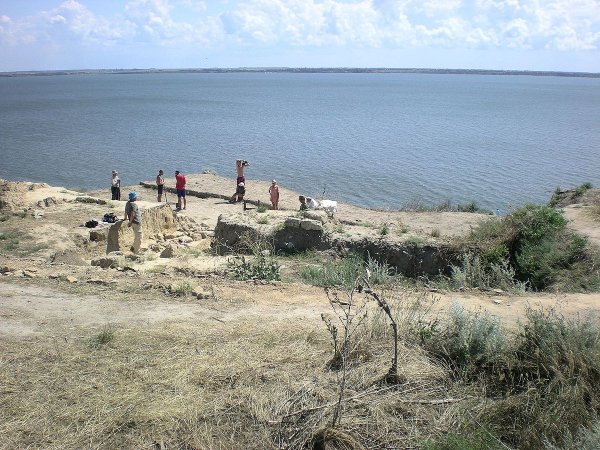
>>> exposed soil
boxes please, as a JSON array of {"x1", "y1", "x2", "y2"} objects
[{"x1": 2, "y1": 177, "x2": 600, "y2": 343}]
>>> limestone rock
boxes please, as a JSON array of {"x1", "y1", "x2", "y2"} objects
[
  {"x1": 302, "y1": 210, "x2": 328, "y2": 223},
  {"x1": 160, "y1": 244, "x2": 177, "y2": 258},
  {"x1": 284, "y1": 217, "x2": 302, "y2": 228},
  {"x1": 300, "y1": 219, "x2": 323, "y2": 231},
  {"x1": 106, "y1": 204, "x2": 175, "y2": 253},
  {"x1": 91, "y1": 256, "x2": 123, "y2": 269},
  {"x1": 36, "y1": 197, "x2": 58, "y2": 208},
  {"x1": 193, "y1": 286, "x2": 211, "y2": 300},
  {"x1": 51, "y1": 250, "x2": 87, "y2": 266},
  {"x1": 66, "y1": 276, "x2": 78, "y2": 283},
  {"x1": 75, "y1": 196, "x2": 107, "y2": 205},
  {"x1": 89, "y1": 229, "x2": 108, "y2": 242},
  {"x1": 32, "y1": 210, "x2": 45, "y2": 219}
]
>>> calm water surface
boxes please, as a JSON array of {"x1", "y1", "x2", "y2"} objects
[{"x1": 1, "y1": 72, "x2": 599, "y2": 211}]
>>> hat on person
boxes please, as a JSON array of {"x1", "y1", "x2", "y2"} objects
[
  {"x1": 128, "y1": 192, "x2": 137, "y2": 201},
  {"x1": 272, "y1": 179, "x2": 277, "y2": 184}
]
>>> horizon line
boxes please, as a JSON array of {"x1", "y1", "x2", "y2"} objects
[{"x1": 2, "y1": 67, "x2": 600, "y2": 78}]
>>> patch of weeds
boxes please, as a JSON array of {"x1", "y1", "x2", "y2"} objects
[
  {"x1": 0, "y1": 213, "x2": 10, "y2": 222},
  {"x1": 228, "y1": 254, "x2": 281, "y2": 281},
  {"x1": 418, "y1": 305, "x2": 600, "y2": 450},
  {"x1": 145, "y1": 253, "x2": 157, "y2": 261},
  {"x1": 430, "y1": 228, "x2": 440, "y2": 238},
  {"x1": 420, "y1": 304, "x2": 505, "y2": 378},
  {"x1": 379, "y1": 223, "x2": 389, "y2": 236},
  {"x1": 575, "y1": 181, "x2": 593, "y2": 197},
  {"x1": 171, "y1": 281, "x2": 194, "y2": 297},
  {"x1": 0, "y1": 229, "x2": 48, "y2": 256},
  {"x1": 14, "y1": 210, "x2": 27, "y2": 219},
  {"x1": 451, "y1": 253, "x2": 526, "y2": 293},
  {"x1": 397, "y1": 222, "x2": 410, "y2": 234},
  {"x1": 257, "y1": 216, "x2": 269, "y2": 224},
  {"x1": 88, "y1": 324, "x2": 116, "y2": 349},
  {"x1": 332, "y1": 224, "x2": 345, "y2": 233},
  {"x1": 228, "y1": 234, "x2": 281, "y2": 281},
  {"x1": 256, "y1": 204, "x2": 268, "y2": 213},
  {"x1": 187, "y1": 248, "x2": 204, "y2": 258},
  {"x1": 299, "y1": 254, "x2": 392, "y2": 288}
]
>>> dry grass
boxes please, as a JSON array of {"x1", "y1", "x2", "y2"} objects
[{"x1": 0, "y1": 294, "x2": 477, "y2": 450}]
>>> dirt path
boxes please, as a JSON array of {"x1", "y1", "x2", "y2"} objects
[
  {"x1": 0, "y1": 280, "x2": 332, "y2": 340},
  {"x1": 3, "y1": 278, "x2": 600, "y2": 342}
]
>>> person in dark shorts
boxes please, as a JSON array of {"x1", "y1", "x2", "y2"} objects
[
  {"x1": 230, "y1": 159, "x2": 249, "y2": 203},
  {"x1": 111, "y1": 170, "x2": 121, "y2": 200},
  {"x1": 175, "y1": 170, "x2": 186, "y2": 209},
  {"x1": 156, "y1": 169, "x2": 165, "y2": 202}
]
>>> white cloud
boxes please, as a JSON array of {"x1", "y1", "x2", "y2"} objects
[{"x1": 0, "y1": 0, "x2": 599, "y2": 66}]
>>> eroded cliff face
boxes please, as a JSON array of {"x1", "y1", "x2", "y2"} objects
[
  {"x1": 107, "y1": 204, "x2": 176, "y2": 253},
  {"x1": 213, "y1": 213, "x2": 461, "y2": 276}
]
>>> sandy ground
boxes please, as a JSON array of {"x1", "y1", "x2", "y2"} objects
[{"x1": 2, "y1": 177, "x2": 600, "y2": 343}]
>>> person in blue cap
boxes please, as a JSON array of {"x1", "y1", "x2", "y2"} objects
[{"x1": 124, "y1": 192, "x2": 142, "y2": 254}]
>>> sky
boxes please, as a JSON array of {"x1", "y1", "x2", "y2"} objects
[{"x1": 0, "y1": 0, "x2": 599, "y2": 72}]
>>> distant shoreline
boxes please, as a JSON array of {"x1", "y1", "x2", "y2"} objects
[{"x1": 1, "y1": 67, "x2": 599, "y2": 79}]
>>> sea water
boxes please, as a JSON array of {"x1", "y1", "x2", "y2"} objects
[{"x1": 1, "y1": 72, "x2": 599, "y2": 211}]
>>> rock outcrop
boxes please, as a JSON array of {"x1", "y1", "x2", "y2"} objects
[
  {"x1": 106, "y1": 204, "x2": 176, "y2": 253},
  {"x1": 213, "y1": 213, "x2": 461, "y2": 276}
]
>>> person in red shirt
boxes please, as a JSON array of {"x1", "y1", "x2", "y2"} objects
[{"x1": 175, "y1": 170, "x2": 186, "y2": 210}]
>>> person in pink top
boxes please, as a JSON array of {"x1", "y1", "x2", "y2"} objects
[
  {"x1": 175, "y1": 170, "x2": 186, "y2": 210},
  {"x1": 269, "y1": 180, "x2": 280, "y2": 210}
]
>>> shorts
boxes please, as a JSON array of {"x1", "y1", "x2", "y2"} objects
[
  {"x1": 177, "y1": 189, "x2": 186, "y2": 197},
  {"x1": 157, "y1": 185, "x2": 164, "y2": 195},
  {"x1": 236, "y1": 176, "x2": 245, "y2": 185}
]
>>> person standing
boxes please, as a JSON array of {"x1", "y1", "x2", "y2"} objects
[
  {"x1": 269, "y1": 180, "x2": 280, "y2": 210},
  {"x1": 156, "y1": 169, "x2": 165, "y2": 202},
  {"x1": 111, "y1": 170, "x2": 121, "y2": 200},
  {"x1": 175, "y1": 170, "x2": 186, "y2": 210},
  {"x1": 124, "y1": 192, "x2": 142, "y2": 254}
]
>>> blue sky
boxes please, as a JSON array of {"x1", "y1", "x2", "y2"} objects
[{"x1": 1, "y1": 0, "x2": 599, "y2": 72}]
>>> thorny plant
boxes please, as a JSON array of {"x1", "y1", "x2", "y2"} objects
[
  {"x1": 321, "y1": 269, "x2": 403, "y2": 428},
  {"x1": 323, "y1": 280, "x2": 368, "y2": 427}
]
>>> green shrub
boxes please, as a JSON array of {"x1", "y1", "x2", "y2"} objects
[
  {"x1": 450, "y1": 253, "x2": 525, "y2": 292},
  {"x1": 416, "y1": 304, "x2": 600, "y2": 449},
  {"x1": 516, "y1": 232, "x2": 587, "y2": 290},
  {"x1": 257, "y1": 216, "x2": 269, "y2": 224},
  {"x1": 431, "y1": 228, "x2": 440, "y2": 238},
  {"x1": 467, "y1": 204, "x2": 599, "y2": 292},
  {"x1": 421, "y1": 305, "x2": 505, "y2": 377},
  {"x1": 483, "y1": 308, "x2": 600, "y2": 449},
  {"x1": 256, "y1": 204, "x2": 268, "y2": 213}
]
